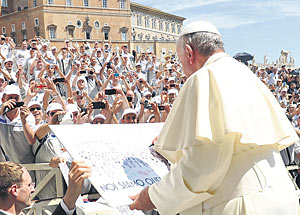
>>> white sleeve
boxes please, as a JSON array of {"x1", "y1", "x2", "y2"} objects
[{"x1": 148, "y1": 138, "x2": 234, "y2": 214}]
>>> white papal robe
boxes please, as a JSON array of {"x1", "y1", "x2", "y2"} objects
[{"x1": 148, "y1": 53, "x2": 299, "y2": 215}]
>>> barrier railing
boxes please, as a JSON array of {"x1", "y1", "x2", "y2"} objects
[{"x1": 22, "y1": 163, "x2": 64, "y2": 215}]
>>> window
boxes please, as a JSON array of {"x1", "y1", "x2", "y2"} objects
[
  {"x1": 172, "y1": 23, "x2": 175, "y2": 33},
  {"x1": 177, "y1": 25, "x2": 181, "y2": 34},
  {"x1": 22, "y1": 31, "x2": 27, "y2": 40},
  {"x1": 138, "y1": 33, "x2": 143, "y2": 40},
  {"x1": 76, "y1": 20, "x2": 82, "y2": 28},
  {"x1": 1, "y1": 0, "x2": 8, "y2": 7},
  {"x1": 34, "y1": 18, "x2": 39, "y2": 26},
  {"x1": 137, "y1": 15, "x2": 142, "y2": 26},
  {"x1": 84, "y1": 0, "x2": 89, "y2": 7},
  {"x1": 33, "y1": 0, "x2": 37, "y2": 7},
  {"x1": 104, "y1": 29, "x2": 109, "y2": 40},
  {"x1": 152, "y1": 18, "x2": 156, "y2": 29},
  {"x1": 165, "y1": 22, "x2": 169, "y2": 32},
  {"x1": 121, "y1": 31, "x2": 127, "y2": 41},
  {"x1": 22, "y1": 22, "x2": 26, "y2": 30},
  {"x1": 102, "y1": 0, "x2": 107, "y2": 8},
  {"x1": 48, "y1": 0, "x2": 54, "y2": 4},
  {"x1": 131, "y1": 14, "x2": 135, "y2": 25},
  {"x1": 159, "y1": 20, "x2": 163, "y2": 31},
  {"x1": 2, "y1": 27, "x2": 6, "y2": 34},
  {"x1": 11, "y1": 24, "x2": 15, "y2": 32},
  {"x1": 120, "y1": 0, "x2": 125, "y2": 9},
  {"x1": 85, "y1": 31, "x2": 91, "y2": 40},
  {"x1": 68, "y1": 29, "x2": 74, "y2": 38},
  {"x1": 66, "y1": 0, "x2": 71, "y2": 6},
  {"x1": 145, "y1": 34, "x2": 150, "y2": 41},
  {"x1": 11, "y1": 33, "x2": 16, "y2": 44},
  {"x1": 50, "y1": 28, "x2": 56, "y2": 39},
  {"x1": 94, "y1": 21, "x2": 100, "y2": 29},
  {"x1": 136, "y1": 46, "x2": 140, "y2": 53},
  {"x1": 145, "y1": 17, "x2": 149, "y2": 28}
]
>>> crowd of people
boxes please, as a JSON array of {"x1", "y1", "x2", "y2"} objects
[
  {"x1": 0, "y1": 35, "x2": 186, "y2": 201},
  {"x1": 252, "y1": 64, "x2": 300, "y2": 168},
  {"x1": 0, "y1": 33, "x2": 299, "y2": 208},
  {"x1": 253, "y1": 65, "x2": 300, "y2": 131}
]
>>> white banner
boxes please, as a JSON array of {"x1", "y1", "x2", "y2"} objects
[{"x1": 50, "y1": 123, "x2": 168, "y2": 213}]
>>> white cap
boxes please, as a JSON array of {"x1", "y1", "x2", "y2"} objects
[
  {"x1": 46, "y1": 102, "x2": 63, "y2": 113},
  {"x1": 180, "y1": 20, "x2": 221, "y2": 37},
  {"x1": 169, "y1": 76, "x2": 176, "y2": 82},
  {"x1": 143, "y1": 91, "x2": 152, "y2": 97},
  {"x1": 4, "y1": 58, "x2": 13, "y2": 63},
  {"x1": 28, "y1": 101, "x2": 41, "y2": 108},
  {"x1": 3, "y1": 85, "x2": 20, "y2": 96},
  {"x1": 168, "y1": 88, "x2": 178, "y2": 95},
  {"x1": 77, "y1": 76, "x2": 86, "y2": 83},
  {"x1": 66, "y1": 103, "x2": 79, "y2": 113},
  {"x1": 104, "y1": 43, "x2": 109, "y2": 46},
  {"x1": 138, "y1": 74, "x2": 146, "y2": 80},
  {"x1": 41, "y1": 43, "x2": 48, "y2": 47},
  {"x1": 92, "y1": 114, "x2": 106, "y2": 121},
  {"x1": 146, "y1": 114, "x2": 155, "y2": 123},
  {"x1": 122, "y1": 108, "x2": 137, "y2": 119},
  {"x1": 51, "y1": 46, "x2": 57, "y2": 50},
  {"x1": 96, "y1": 48, "x2": 102, "y2": 52}
]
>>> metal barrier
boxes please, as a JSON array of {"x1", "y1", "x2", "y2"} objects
[{"x1": 286, "y1": 165, "x2": 300, "y2": 198}]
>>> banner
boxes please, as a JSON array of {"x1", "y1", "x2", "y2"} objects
[{"x1": 50, "y1": 123, "x2": 168, "y2": 213}]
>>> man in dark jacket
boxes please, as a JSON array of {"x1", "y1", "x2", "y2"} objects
[{"x1": 0, "y1": 161, "x2": 90, "y2": 215}]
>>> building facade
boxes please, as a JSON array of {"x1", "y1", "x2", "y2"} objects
[
  {"x1": 0, "y1": 0, "x2": 131, "y2": 47},
  {"x1": 130, "y1": 2, "x2": 185, "y2": 59},
  {"x1": 130, "y1": 2, "x2": 184, "y2": 42},
  {"x1": 0, "y1": 0, "x2": 185, "y2": 57}
]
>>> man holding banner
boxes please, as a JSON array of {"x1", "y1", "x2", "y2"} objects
[{"x1": 129, "y1": 21, "x2": 299, "y2": 214}]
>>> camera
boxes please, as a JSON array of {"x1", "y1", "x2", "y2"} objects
[
  {"x1": 53, "y1": 78, "x2": 65, "y2": 84},
  {"x1": 92, "y1": 101, "x2": 106, "y2": 109},
  {"x1": 105, "y1": 89, "x2": 117, "y2": 95},
  {"x1": 144, "y1": 100, "x2": 152, "y2": 110},
  {"x1": 158, "y1": 105, "x2": 165, "y2": 111},
  {"x1": 59, "y1": 112, "x2": 74, "y2": 125}
]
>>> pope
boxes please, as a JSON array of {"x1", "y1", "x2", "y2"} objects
[{"x1": 129, "y1": 21, "x2": 299, "y2": 215}]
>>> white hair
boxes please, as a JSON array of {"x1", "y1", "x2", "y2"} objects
[{"x1": 178, "y1": 32, "x2": 224, "y2": 57}]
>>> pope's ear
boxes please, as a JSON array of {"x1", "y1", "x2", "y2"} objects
[{"x1": 185, "y1": 44, "x2": 194, "y2": 64}]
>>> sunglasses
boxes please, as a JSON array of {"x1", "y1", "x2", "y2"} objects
[
  {"x1": 125, "y1": 116, "x2": 136, "y2": 120},
  {"x1": 7, "y1": 96, "x2": 20, "y2": 101},
  {"x1": 30, "y1": 107, "x2": 41, "y2": 111},
  {"x1": 49, "y1": 111, "x2": 57, "y2": 116}
]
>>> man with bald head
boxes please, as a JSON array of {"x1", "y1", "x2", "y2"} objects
[{"x1": 130, "y1": 21, "x2": 298, "y2": 214}]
